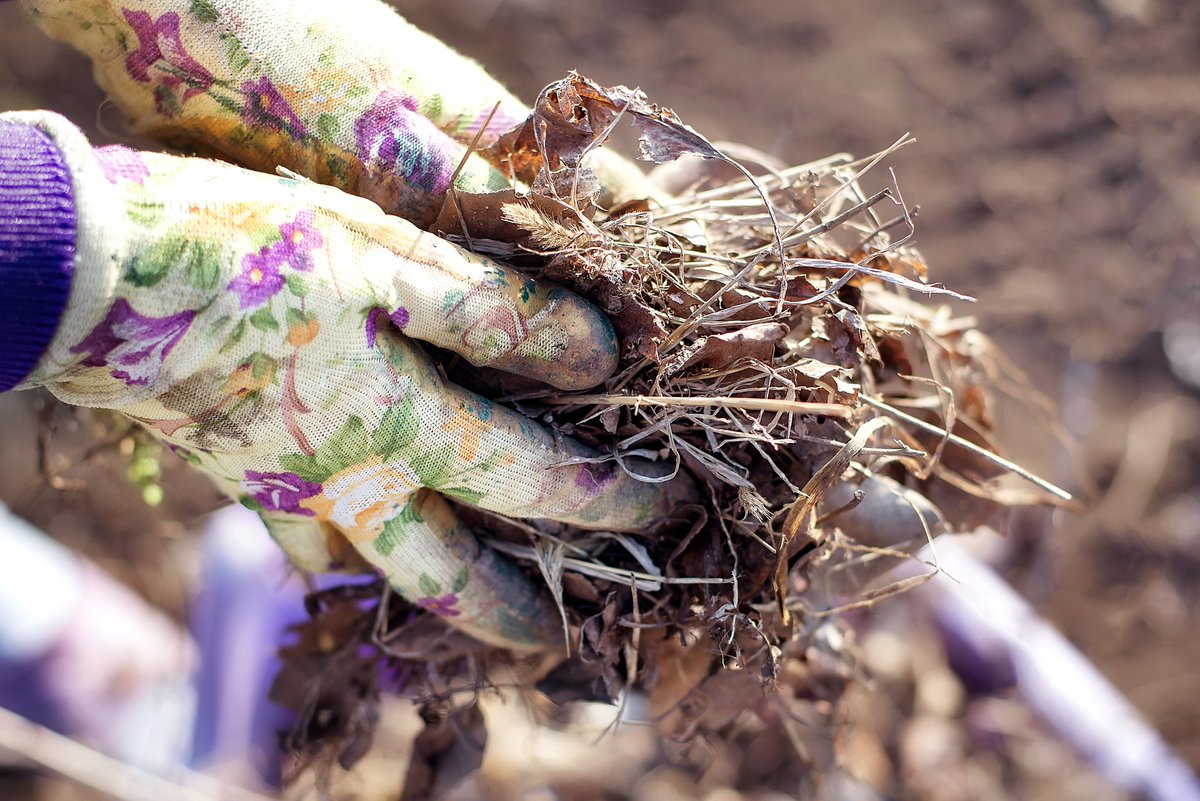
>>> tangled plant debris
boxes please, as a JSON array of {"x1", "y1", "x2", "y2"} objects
[{"x1": 272, "y1": 73, "x2": 1072, "y2": 790}]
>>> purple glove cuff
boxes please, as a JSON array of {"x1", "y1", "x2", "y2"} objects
[{"x1": 0, "y1": 121, "x2": 77, "y2": 392}]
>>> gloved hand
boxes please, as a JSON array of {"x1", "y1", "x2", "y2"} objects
[
  {"x1": 18, "y1": 0, "x2": 660, "y2": 226},
  {"x1": 1, "y1": 0, "x2": 693, "y2": 652}
]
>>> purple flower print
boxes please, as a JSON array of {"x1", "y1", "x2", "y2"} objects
[
  {"x1": 70, "y1": 299, "x2": 195, "y2": 387},
  {"x1": 240, "y1": 471, "x2": 322, "y2": 516},
  {"x1": 417, "y1": 594, "x2": 462, "y2": 618},
  {"x1": 121, "y1": 9, "x2": 214, "y2": 116},
  {"x1": 364, "y1": 306, "x2": 411, "y2": 348},
  {"x1": 94, "y1": 146, "x2": 151, "y2": 185},
  {"x1": 575, "y1": 464, "x2": 618, "y2": 497},
  {"x1": 354, "y1": 91, "x2": 457, "y2": 194},
  {"x1": 276, "y1": 210, "x2": 323, "y2": 272},
  {"x1": 365, "y1": 308, "x2": 385, "y2": 348},
  {"x1": 242, "y1": 76, "x2": 307, "y2": 139},
  {"x1": 227, "y1": 247, "x2": 286, "y2": 309}
]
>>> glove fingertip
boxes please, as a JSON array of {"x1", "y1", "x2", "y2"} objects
[{"x1": 498, "y1": 286, "x2": 619, "y2": 391}]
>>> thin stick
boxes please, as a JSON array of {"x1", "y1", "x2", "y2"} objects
[
  {"x1": 654, "y1": 152, "x2": 854, "y2": 212},
  {"x1": 444, "y1": 101, "x2": 503, "y2": 253},
  {"x1": 547, "y1": 394, "x2": 852, "y2": 418},
  {"x1": 0, "y1": 706, "x2": 274, "y2": 801},
  {"x1": 773, "y1": 133, "x2": 915, "y2": 245},
  {"x1": 487, "y1": 539, "x2": 733, "y2": 588},
  {"x1": 859, "y1": 395, "x2": 1073, "y2": 501}
]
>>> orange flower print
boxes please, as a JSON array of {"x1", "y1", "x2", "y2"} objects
[
  {"x1": 441, "y1": 398, "x2": 494, "y2": 462},
  {"x1": 299, "y1": 455, "x2": 421, "y2": 542}
]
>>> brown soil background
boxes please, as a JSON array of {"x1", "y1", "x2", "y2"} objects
[{"x1": 1, "y1": 0, "x2": 1198, "y2": 795}]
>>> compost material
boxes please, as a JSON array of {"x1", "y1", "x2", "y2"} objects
[{"x1": 271, "y1": 73, "x2": 1067, "y2": 792}]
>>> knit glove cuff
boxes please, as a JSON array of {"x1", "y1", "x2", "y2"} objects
[{"x1": 0, "y1": 120, "x2": 77, "y2": 391}]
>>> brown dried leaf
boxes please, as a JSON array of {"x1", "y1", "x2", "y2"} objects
[
  {"x1": 673, "y1": 321, "x2": 788, "y2": 374},
  {"x1": 837, "y1": 309, "x2": 882, "y2": 363},
  {"x1": 272, "y1": 588, "x2": 382, "y2": 777},
  {"x1": 400, "y1": 703, "x2": 486, "y2": 801},
  {"x1": 795, "y1": 358, "x2": 859, "y2": 399},
  {"x1": 579, "y1": 592, "x2": 628, "y2": 700},
  {"x1": 484, "y1": 72, "x2": 725, "y2": 189},
  {"x1": 876, "y1": 333, "x2": 915, "y2": 379},
  {"x1": 810, "y1": 313, "x2": 858, "y2": 368}
]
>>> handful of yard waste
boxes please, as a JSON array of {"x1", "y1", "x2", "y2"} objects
[{"x1": 272, "y1": 73, "x2": 1070, "y2": 791}]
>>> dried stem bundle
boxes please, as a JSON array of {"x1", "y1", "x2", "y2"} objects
[{"x1": 275, "y1": 74, "x2": 1070, "y2": 787}]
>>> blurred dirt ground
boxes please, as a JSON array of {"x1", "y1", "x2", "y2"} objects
[{"x1": 1, "y1": 0, "x2": 1198, "y2": 798}]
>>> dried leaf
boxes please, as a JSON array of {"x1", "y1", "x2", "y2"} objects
[
  {"x1": 533, "y1": 538, "x2": 571, "y2": 652},
  {"x1": 401, "y1": 704, "x2": 486, "y2": 801},
  {"x1": 579, "y1": 592, "x2": 627, "y2": 700},
  {"x1": 835, "y1": 309, "x2": 881, "y2": 364},
  {"x1": 483, "y1": 72, "x2": 726, "y2": 189},
  {"x1": 673, "y1": 321, "x2": 788, "y2": 374},
  {"x1": 810, "y1": 313, "x2": 858, "y2": 368},
  {"x1": 272, "y1": 587, "x2": 382, "y2": 777}
]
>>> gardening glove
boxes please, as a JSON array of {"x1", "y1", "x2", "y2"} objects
[
  {"x1": 18, "y1": 0, "x2": 662, "y2": 228},
  {"x1": 0, "y1": 111, "x2": 691, "y2": 651}
]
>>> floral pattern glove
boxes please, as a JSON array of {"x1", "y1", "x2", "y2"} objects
[
  {"x1": 7, "y1": 111, "x2": 691, "y2": 650},
  {"x1": 20, "y1": 0, "x2": 662, "y2": 226}
]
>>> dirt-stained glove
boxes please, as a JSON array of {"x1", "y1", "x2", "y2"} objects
[{"x1": 0, "y1": 111, "x2": 691, "y2": 651}]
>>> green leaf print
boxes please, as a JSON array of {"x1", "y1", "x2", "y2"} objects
[
  {"x1": 284, "y1": 307, "x2": 308, "y2": 328},
  {"x1": 371, "y1": 398, "x2": 420, "y2": 460},
  {"x1": 441, "y1": 288, "x2": 465, "y2": 315},
  {"x1": 249, "y1": 307, "x2": 279, "y2": 331},
  {"x1": 421, "y1": 94, "x2": 443, "y2": 123},
  {"x1": 284, "y1": 274, "x2": 308, "y2": 297},
  {"x1": 277, "y1": 416, "x2": 371, "y2": 485},
  {"x1": 223, "y1": 34, "x2": 251, "y2": 73},
  {"x1": 312, "y1": 416, "x2": 371, "y2": 478},
  {"x1": 451, "y1": 566, "x2": 470, "y2": 594},
  {"x1": 413, "y1": 444, "x2": 454, "y2": 489},
  {"x1": 189, "y1": 0, "x2": 219, "y2": 22},
  {"x1": 316, "y1": 113, "x2": 340, "y2": 142},
  {"x1": 248, "y1": 352, "x2": 276, "y2": 380},
  {"x1": 374, "y1": 514, "x2": 407, "y2": 557},
  {"x1": 418, "y1": 573, "x2": 441, "y2": 597},
  {"x1": 324, "y1": 154, "x2": 348, "y2": 182},
  {"x1": 125, "y1": 198, "x2": 165, "y2": 228},
  {"x1": 440, "y1": 487, "x2": 486, "y2": 505},
  {"x1": 207, "y1": 314, "x2": 231, "y2": 337},
  {"x1": 220, "y1": 317, "x2": 246, "y2": 353},
  {"x1": 238, "y1": 495, "x2": 264, "y2": 513},
  {"x1": 185, "y1": 241, "x2": 222, "y2": 291},
  {"x1": 373, "y1": 496, "x2": 426, "y2": 557},
  {"x1": 277, "y1": 454, "x2": 327, "y2": 485},
  {"x1": 125, "y1": 235, "x2": 188, "y2": 287}
]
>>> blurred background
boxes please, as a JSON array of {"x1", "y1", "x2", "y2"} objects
[{"x1": 1, "y1": 0, "x2": 1197, "y2": 798}]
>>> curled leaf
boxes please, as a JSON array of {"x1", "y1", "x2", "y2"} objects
[
  {"x1": 673, "y1": 321, "x2": 789, "y2": 374},
  {"x1": 483, "y1": 72, "x2": 727, "y2": 189}
]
